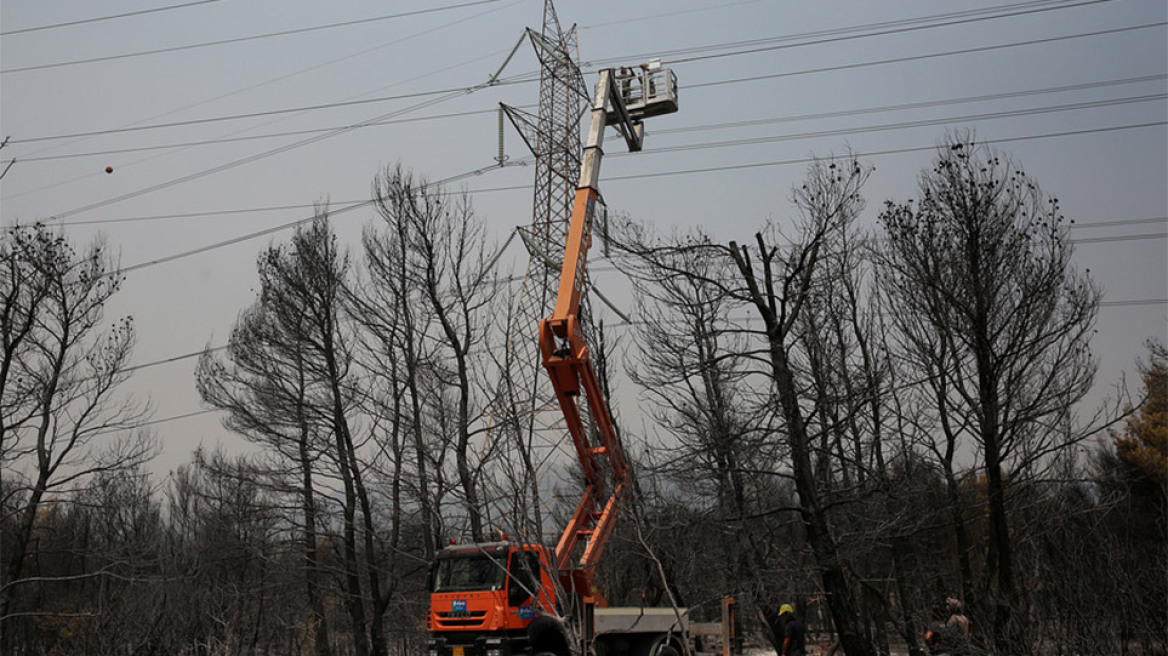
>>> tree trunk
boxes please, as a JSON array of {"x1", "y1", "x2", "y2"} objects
[
  {"x1": 984, "y1": 423, "x2": 1023, "y2": 653},
  {"x1": 336, "y1": 450, "x2": 369, "y2": 656},
  {"x1": 729, "y1": 232, "x2": 873, "y2": 656},
  {"x1": 771, "y1": 338, "x2": 872, "y2": 656},
  {"x1": 299, "y1": 427, "x2": 332, "y2": 656},
  {"x1": 1, "y1": 475, "x2": 48, "y2": 622}
]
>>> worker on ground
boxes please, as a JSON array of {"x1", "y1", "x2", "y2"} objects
[
  {"x1": 944, "y1": 598, "x2": 970, "y2": 637},
  {"x1": 778, "y1": 604, "x2": 806, "y2": 656},
  {"x1": 924, "y1": 597, "x2": 970, "y2": 655},
  {"x1": 944, "y1": 597, "x2": 971, "y2": 652}
]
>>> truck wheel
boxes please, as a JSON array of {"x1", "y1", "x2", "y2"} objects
[
  {"x1": 654, "y1": 642, "x2": 681, "y2": 656},
  {"x1": 527, "y1": 617, "x2": 570, "y2": 656}
]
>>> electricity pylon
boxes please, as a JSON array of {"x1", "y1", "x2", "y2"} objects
[{"x1": 493, "y1": 0, "x2": 590, "y2": 542}]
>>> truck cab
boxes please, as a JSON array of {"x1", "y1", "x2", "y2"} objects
[{"x1": 428, "y1": 542, "x2": 560, "y2": 656}]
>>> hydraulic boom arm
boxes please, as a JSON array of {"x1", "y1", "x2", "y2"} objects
[{"x1": 540, "y1": 65, "x2": 676, "y2": 600}]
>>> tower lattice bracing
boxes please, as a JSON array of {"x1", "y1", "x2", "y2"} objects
[{"x1": 496, "y1": 0, "x2": 589, "y2": 542}]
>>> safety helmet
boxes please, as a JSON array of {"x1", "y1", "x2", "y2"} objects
[{"x1": 779, "y1": 604, "x2": 795, "y2": 617}]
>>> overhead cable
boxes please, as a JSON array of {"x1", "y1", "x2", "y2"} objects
[
  {"x1": 583, "y1": 0, "x2": 1095, "y2": 67},
  {"x1": 51, "y1": 121, "x2": 1168, "y2": 230},
  {"x1": 658, "y1": 75, "x2": 1167, "y2": 135},
  {"x1": 678, "y1": 22, "x2": 1167, "y2": 89},
  {"x1": 95, "y1": 119, "x2": 1163, "y2": 275},
  {"x1": 47, "y1": 74, "x2": 525, "y2": 221},
  {"x1": 0, "y1": 0, "x2": 221, "y2": 36},
  {"x1": 0, "y1": 0, "x2": 505, "y2": 73},
  {"x1": 647, "y1": 94, "x2": 1166, "y2": 156},
  {"x1": 17, "y1": 107, "x2": 512, "y2": 163},
  {"x1": 18, "y1": 75, "x2": 1161, "y2": 164},
  {"x1": 118, "y1": 160, "x2": 507, "y2": 274},
  {"x1": 9, "y1": 14, "x2": 1154, "y2": 146},
  {"x1": 657, "y1": 0, "x2": 1111, "y2": 65},
  {"x1": 609, "y1": 121, "x2": 1167, "y2": 183},
  {"x1": 2, "y1": 0, "x2": 1065, "y2": 71},
  {"x1": 8, "y1": 78, "x2": 535, "y2": 146},
  {"x1": 1072, "y1": 233, "x2": 1167, "y2": 245}
]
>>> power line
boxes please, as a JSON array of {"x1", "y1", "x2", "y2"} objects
[
  {"x1": 1, "y1": 0, "x2": 1067, "y2": 73},
  {"x1": 606, "y1": 297, "x2": 1168, "y2": 329},
  {"x1": 117, "y1": 291, "x2": 1166, "y2": 379},
  {"x1": 16, "y1": 107, "x2": 512, "y2": 163},
  {"x1": 46, "y1": 75, "x2": 524, "y2": 221},
  {"x1": 97, "y1": 180, "x2": 1165, "y2": 410},
  {"x1": 46, "y1": 100, "x2": 1166, "y2": 230},
  {"x1": 93, "y1": 119, "x2": 1162, "y2": 277},
  {"x1": 0, "y1": 0, "x2": 505, "y2": 73},
  {"x1": 645, "y1": 94, "x2": 1166, "y2": 157},
  {"x1": 60, "y1": 203, "x2": 336, "y2": 227},
  {"x1": 54, "y1": 125, "x2": 1168, "y2": 232},
  {"x1": 18, "y1": 74, "x2": 1161, "y2": 165},
  {"x1": 8, "y1": 21, "x2": 1159, "y2": 207},
  {"x1": 119, "y1": 200, "x2": 372, "y2": 274},
  {"x1": 585, "y1": 0, "x2": 1083, "y2": 67},
  {"x1": 7, "y1": 48, "x2": 533, "y2": 204},
  {"x1": 657, "y1": 0, "x2": 1111, "y2": 65},
  {"x1": 100, "y1": 408, "x2": 221, "y2": 435},
  {"x1": 679, "y1": 21, "x2": 1167, "y2": 90},
  {"x1": 118, "y1": 161, "x2": 507, "y2": 274},
  {"x1": 0, "y1": 0, "x2": 222, "y2": 37},
  {"x1": 6, "y1": 1, "x2": 1156, "y2": 215},
  {"x1": 1099, "y1": 299, "x2": 1168, "y2": 307},
  {"x1": 6, "y1": 15, "x2": 1156, "y2": 216},
  {"x1": 7, "y1": 81, "x2": 533, "y2": 146},
  {"x1": 10, "y1": 41, "x2": 1157, "y2": 215},
  {"x1": 579, "y1": 0, "x2": 766, "y2": 31},
  {"x1": 124, "y1": 347, "x2": 223, "y2": 375},
  {"x1": 607, "y1": 120, "x2": 1167, "y2": 183},
  {"x1": 101, "y1": 289, "x2": 1167, "y2": 437},
  {"x1": 1071, "y1": 233, "x2": 1167, "y2": 245},
  {"x1": 4, "y1": 8, "x2": 1161, "y2": 251},
  {"x1": 7, "y1": 2, "x2": 1159, "y2": 441},
  {"x1": 8, "y1": 12, "x2": 1154, "y2": 147},
  {"x1": 1072, "y1": 217, "x2": 1167, "y2": 229},
  {"x1": 656, "y1": 75, "x2": 1167, "y2": 136},
  {"x1": 8, "y1": 4, "x2": 530, "y2": 198}
]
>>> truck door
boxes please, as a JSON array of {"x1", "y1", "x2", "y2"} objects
[{"x1": 507, "y1": 549, "x2": 542, "y2": 612}]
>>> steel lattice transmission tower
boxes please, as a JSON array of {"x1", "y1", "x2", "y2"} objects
[{"x1": 494, "y1": 0, "x2": 590, "y2": 540}]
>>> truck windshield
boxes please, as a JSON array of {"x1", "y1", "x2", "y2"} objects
[{"x1": 432, "y1": 554, "x2": 507, "y2": 593}]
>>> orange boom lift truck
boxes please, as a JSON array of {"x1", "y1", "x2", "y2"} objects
[{"x1": 425, "y1": 63, "x2": 738, "y2": 656}]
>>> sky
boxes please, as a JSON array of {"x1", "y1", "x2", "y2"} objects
[{"x1": 1, "y1": 0, "x2": 1165, "y2": 478}]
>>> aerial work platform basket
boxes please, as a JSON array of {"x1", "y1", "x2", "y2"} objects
[{"x1": 610, "y1": 59, "x2": 678, "y2": 122}]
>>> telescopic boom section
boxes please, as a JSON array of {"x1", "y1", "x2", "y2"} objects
[{"x1": 539, "y1": 66, "x2": 676, "y2": 594}]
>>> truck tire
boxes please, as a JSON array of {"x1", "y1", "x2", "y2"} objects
[
  {"x1": 650, "y1": 635, "x2": 682, "y2": 656},
  {"x1": 527, "y1": 617, "x2": 570, "y2": 656},
  {"x1": 654, "y1": 644, "x2": 681, "y2": 656}
]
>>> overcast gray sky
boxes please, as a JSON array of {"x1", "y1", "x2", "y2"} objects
[{"x1": 2, "y1": 0, "x2": 1165, "y2": 476}]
